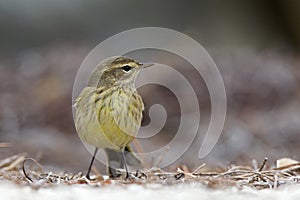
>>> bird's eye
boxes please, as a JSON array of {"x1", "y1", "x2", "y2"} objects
[{"x1": 122, "y1": 65, "x2": 132, "y2": 72}]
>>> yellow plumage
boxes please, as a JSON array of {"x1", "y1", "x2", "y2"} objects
[
  {"x1": 74, "y1": 85, "x2": 144, "y2": 151},
  {"x1": 73, "y1": 56, "x2": 149, "y2": 179}
]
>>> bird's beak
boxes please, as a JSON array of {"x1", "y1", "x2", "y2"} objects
[{"x1": 140, "y1": 63, "x2": 154, "y2": 68}]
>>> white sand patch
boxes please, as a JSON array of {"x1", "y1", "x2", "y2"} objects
[{"x1": 1, "y1": 182, "x2": 300, "y2": 200}]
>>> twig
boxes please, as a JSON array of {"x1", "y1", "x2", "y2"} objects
[
  {"x1": 192, "y1": 163, "x2": 206, "y2": 175},
  {"x1": 22, "y1": 158, "x2": 44, "y2": 183},
  {"x1": 0, "y1": 153, "x2": 26, "y2": 170},
  {"x1": 0, "y1": 142, "x2": 11, "y2": 148},
  {"x1": 258, "y1": 157, "x2": 268, "y2": 172}
]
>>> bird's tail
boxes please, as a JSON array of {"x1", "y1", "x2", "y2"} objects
[{"x1": 104, "y1": 145, "x2": 142, "y2": 178}]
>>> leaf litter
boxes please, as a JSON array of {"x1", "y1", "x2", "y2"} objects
[{"x1": 0, "y1": 152, "x2": 299, "y2": 190}]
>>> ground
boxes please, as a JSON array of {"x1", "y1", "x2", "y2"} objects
[
  {"x1": 1, "y1": 182, "x2": 300, "y2": 200},
  {"x1": 1, "y1": 153, "x2": 300, "y2": 200}
]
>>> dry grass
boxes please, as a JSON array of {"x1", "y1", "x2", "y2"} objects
[
  {"x1": 0, "y1": 143, "x2": 11, "y2": 148},
  {"x1": 0, "y1": 153, "x2": 299, "y2": 190}
]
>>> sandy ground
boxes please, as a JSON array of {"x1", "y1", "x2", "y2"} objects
[{"x1": 1, "y1": 182, "x2": 300, "y2": 200}]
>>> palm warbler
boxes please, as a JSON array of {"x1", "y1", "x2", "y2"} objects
[{"x1": 74, "y1": 56, "x2": 151, "y2": 179}]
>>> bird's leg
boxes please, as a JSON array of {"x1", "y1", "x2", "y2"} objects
[
  {"x1": 105, "y1": 148, "x2": 123, "y2": 178},
  {"x1": 121, "y1": 149, "x2": 130, "y2": 180},
  {"x1": 86, "y1": 147, "x2": 98, "y2": 180}
]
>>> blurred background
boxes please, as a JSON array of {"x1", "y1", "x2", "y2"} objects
[{"x1": 0, "y1": 0, "x2": 300, "y2": 173}]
